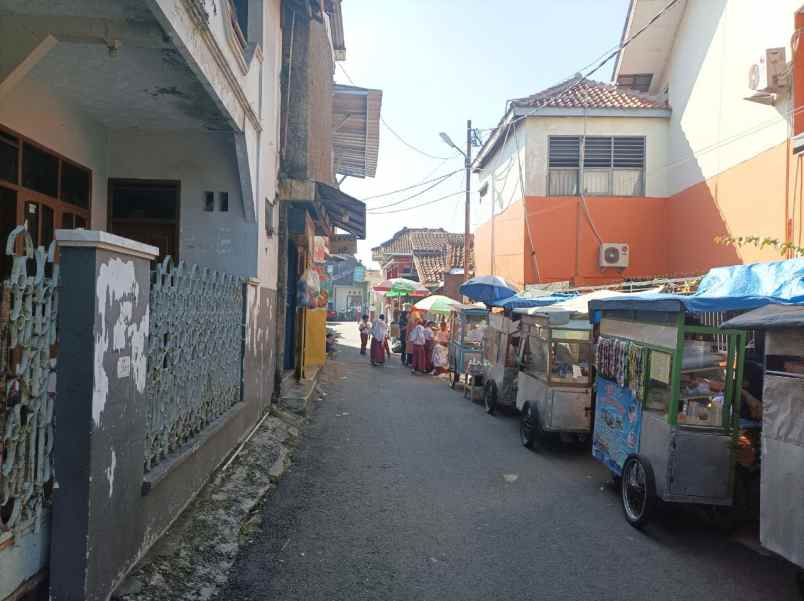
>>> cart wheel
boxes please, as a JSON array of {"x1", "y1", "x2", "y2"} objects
[
  {"x1": 483, "y1": 381, "x2": 498, "y2": 415},
  {"x1": 520, "y1": 403, "x2": 537, "y2": 448},
  {"x1": 449, "y1": 371, "x2": 458, "y2": 389},
  {"x1": 621, "y1": 455, "x2": 657, "y2": 529}
]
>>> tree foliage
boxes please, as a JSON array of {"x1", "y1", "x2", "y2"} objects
[{"x1": 714, "y1": 235, "x2": 804, "y2": 258}]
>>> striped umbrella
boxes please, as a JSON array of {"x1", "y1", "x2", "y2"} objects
[{"x1": 373, "y1": 277, "x2": 430, "y2": 298}]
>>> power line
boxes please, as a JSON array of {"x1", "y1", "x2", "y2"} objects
[
  {"x1": 366, "y1": 170, "x2": 461, "y2": 211},
  {"x1": 368, "y1": 190, "x2": 464, "y2": 215},
  {"x1": 362, "y1": 167, "x2": 462, "y2": 201},
  {"x1": 337, "y1": 63, "x2": 452, "y2": 161},
  {"x1": 473, "y1": 0, "x2": 682, "y2": 144}
]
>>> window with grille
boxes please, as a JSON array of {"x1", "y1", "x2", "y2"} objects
[{"x1": 548, "y1": 135, "x2": 645, "y2": 197}]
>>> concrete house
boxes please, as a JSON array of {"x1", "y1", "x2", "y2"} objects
[
  {"x1": 0, "y1": 0, "x2": 283, "y2": 599},
  {"x1": 371, "y1": 227, "x2": 473, "y2": 301},
  {"x1": 275, "y1": 2, "x2": 381, "y2": 385},
  {"x1": 474, "y1": 0, "x2": 804, "y2": 288}
]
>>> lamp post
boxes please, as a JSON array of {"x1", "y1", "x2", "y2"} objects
[{"x1": 439, "y1": 120, "x2": 473, "y2": 282}]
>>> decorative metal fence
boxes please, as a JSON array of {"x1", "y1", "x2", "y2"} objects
[
  {"x1": 144, "y1": 258, "x2": 244, "y2": 471},
  {"x1": 0, "y1": 227, "x2": 58, "y2": 535}
]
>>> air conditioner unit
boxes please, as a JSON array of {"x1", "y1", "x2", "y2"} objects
[
  {"x1": 748, "y1": 48, "x2": 787, "y2": 94},
  {"x1": 599, "y1": 243, "x2": 630, "y2": 269}
]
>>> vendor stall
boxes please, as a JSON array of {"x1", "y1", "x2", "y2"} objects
[
  {"x1": 479, "y1": 294, "x2": 571, "y2": 415},
  {"x1": 515, "y1": 310, "x2": 594, "y2": 448},
  {"x1": 447, "y1": 305, "x2": 488, "y2": 390},
  {"x1": 721, "y1": 305, "x2": 804, "y2": 581},
  {"x1": 587, "y1": 257, "x2": 804, "y2": 528}
]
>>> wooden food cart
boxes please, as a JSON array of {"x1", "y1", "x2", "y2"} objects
[
  {"x1": 515, "y1": 310, "x2": 594, "y2": 448},
  {"x1": 447, "y1": 305, "x2": 488, "y2": 390}
]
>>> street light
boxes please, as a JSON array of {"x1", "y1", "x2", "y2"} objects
[{"x1": 439, "y1": 120, "x2": 472, "y2": 283}]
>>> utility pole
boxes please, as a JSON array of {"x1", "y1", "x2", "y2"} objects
[{"x1": 464, "y1": 119, "x2": 472, "y2": 282}]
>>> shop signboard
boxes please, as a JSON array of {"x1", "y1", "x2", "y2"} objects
[
  {"x1": 330, "y1": 235, "x2": 357, "y2": 254},
  {"x1": 592, "y1": 377, "x2": 642, "y2": 475},
  {"x1": 353, "y1": 265, "x2": 365, "y2": 283}
]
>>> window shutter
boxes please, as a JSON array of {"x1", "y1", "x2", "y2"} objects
[
  {"x1": 583, "y1": 137, "x2": 613, "y2": 168},
  {"x1": 548, "y1": 136, "x2": 580, "y2": 168},
  {"x1": 613, "y1": 137, "x2": 645, "y2": 168}
]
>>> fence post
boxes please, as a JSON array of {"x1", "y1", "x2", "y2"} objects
[{"x1": 49, "y1": 230, "x2": 158, "y2": 601}]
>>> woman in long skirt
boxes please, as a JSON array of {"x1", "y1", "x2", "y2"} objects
[
  {"x1": 370, "y1": 314, "x2": 388, "y2": 366},
  {"x1": 423, "y1": 321, "x2": 434, "y2": 372}
]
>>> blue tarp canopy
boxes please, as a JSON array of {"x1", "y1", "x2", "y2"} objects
[
  {"x1": 589, "y1": 259, "x2": 804, "y2": 315},
  {"x1": 487, "y1": 292, "x2": 573, "y2": 309}
]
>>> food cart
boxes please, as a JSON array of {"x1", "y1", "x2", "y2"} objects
[
  {"x1": 480, "y1": 294, "x2": 570, "y2": 415},
  {"x1": 479, "y1": 312, "x2": 520, "y2": 414},
  {"x1": 447, "y1": 305, "x2": 488, "y2": 390},
  {"x1": 588, "y1": 258, "x2": 804, "y2": 528},
  {"x1": 514, "y1": 310, "x2": 594, "y2": 448},
  {"x1": 721, "y1": 305, "x2": 804, "y2": 586}
]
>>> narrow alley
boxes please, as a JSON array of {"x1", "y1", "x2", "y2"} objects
[{"x1": 220, "y1": 323, "x2": 799, "y2": 601}]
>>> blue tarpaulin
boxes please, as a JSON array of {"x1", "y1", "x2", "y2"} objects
[
  {"x1": 589, "y1": 258, "x2": 804, "y2": 316},
  {"x1": 487, "y1": 292, "x2": 574, "y2": 309}
]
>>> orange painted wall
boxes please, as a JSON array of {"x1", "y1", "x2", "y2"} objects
[
  {"x1": 474, "y1": 199, "x2": 526, "y2": 287},
  {"x1": 665, "y1": 141, "x2": 792, "y2": 274},
  {"x1": 524, "y1": 196, "x2": 668, "y2": 286},
  {"x1": 475, "y1": 142, "x2": 802, "y2": 287}
]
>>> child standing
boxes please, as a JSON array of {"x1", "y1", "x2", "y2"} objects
[{"x1": 358, "y1": 314, "x2": 370, "y2": 355}]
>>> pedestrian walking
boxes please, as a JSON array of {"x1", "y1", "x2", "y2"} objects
[
  {"x1": 409, "y1": 318, "x2": 427, "y2": 374},
  {"x1": 398, "y1": 308, "x2": 409, "y2": 365},
  {"x1": 358, "y1": 314, "x2": 370, "y2": 355},
  {"x1": 370, "y1": 314, "x2": 388, "y2": 366},
  {"x1": 423, "y1": 321, "x2": 434, "y2": 373}
]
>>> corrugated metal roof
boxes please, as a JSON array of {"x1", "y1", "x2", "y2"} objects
[
  {"x1": 333, "y1": 84, "x2": 382, "y2": 179},
  {"x1": 317, "y1": 182, "x2": 366, "y2": 239}
]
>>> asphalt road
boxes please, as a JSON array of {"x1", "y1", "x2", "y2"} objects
[{"x1": 220, "y1": 323, "x2": 800, "y2": 601}]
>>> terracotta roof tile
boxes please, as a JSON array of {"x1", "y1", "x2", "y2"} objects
[
  {"x1": 372, "y1": 227, "x2": 473, "y2": 286},
  {"x1": 514, "y1": 78, "x2": 666, "y2": 110}
]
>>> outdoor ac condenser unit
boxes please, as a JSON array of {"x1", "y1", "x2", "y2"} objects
[
  {"x1": 748, "y1": 48, "x2": 787, "y2": 95},
  {"x1": 599, "y1": 243, "x2": 630, "y2": 269}
]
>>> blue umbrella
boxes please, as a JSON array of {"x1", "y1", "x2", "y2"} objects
[{"x1": 459, "y1": 275, "x2": 519, "y2": 304}]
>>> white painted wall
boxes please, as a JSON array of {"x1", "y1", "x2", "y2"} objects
[
  {"x1": 107, "y1": 129, "x2": 258, "y2": 278},
  {"x1": 476, "y1": 125, "x2": 527, "y2": 220},
  {"x1": 523, "y1": 115, "x2": 670, "y2": 198},
  {"x1": 255, "y1": 0, "x2": 283, "y2": 290},
  {"x1": 660, "y1": 0, "x2": 799, "y2": 194},
  {"x1": 0, "y1": 76, "x2": 109, "y2": 228}
]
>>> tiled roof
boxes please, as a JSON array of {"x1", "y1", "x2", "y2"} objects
[
  {"x1": 513, "y1": 77, "x2": 666, "y2": 110},
  {"x1": 372, "y1": 228, "x2": 473, "y2": 287}
]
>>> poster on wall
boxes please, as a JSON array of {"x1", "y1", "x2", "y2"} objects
[
  {"x1": 313, "y1": 236, "x2": 329, "y2": 263},
  {"x1": 592, "y1": 377, "x2": 642, "y2": 475}
]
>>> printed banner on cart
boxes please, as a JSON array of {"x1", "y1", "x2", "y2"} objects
[{"x1": 592, "y1": 377, "x2": 642, "y2": 475}]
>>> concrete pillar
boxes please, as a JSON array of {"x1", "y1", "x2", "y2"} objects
[{"x1": 50, "y1": 230, "x2": 158, "y2": 601}]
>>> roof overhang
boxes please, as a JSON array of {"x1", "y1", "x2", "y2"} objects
[
  {"x1": 316, "y1": 182, "x2": 366, "y2": 239},
  {"x1": 333, "y1": 84, "x2": 383, "y2": 178},
  {"x1": 612, "y1": 0, "x2": 688, "y2": 92},
  {"x1": 327, "y1": 0, "x2": 346, "y2": 60}
]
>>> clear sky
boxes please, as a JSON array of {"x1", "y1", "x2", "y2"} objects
[{"x1": 336, "y1": 0, "x2": 631, "y2": 268}]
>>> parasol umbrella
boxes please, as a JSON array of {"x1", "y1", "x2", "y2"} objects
[
  {"x1": 373, "y1": 277, "x2": 430, "y2": 298},
  {"x1": 459, "y1": 275, "x2": 519, "y2": 304},
  {"x1": 413, "y1": 294, "x2": 461, "y2": 314}
]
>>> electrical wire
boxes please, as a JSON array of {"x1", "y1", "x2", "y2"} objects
[
  {"x1": 472, "y1": 0, "x2": 683, "y2": 161},
  {"x1": 362, "y1": 167, "x2": 462, "y2": 201},
  {"x1": 337, "y1": 63, "x2": 452, "y2": 160},
  {"x1": 367, "y1": 190, "x2": 464, "y2": 215},
  {"x1": 365, "y1": 170, "x2": 462, "y2": 211}
]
